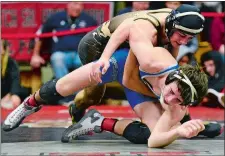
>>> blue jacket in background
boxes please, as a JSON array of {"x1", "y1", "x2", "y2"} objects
[{"x1": 41, "y1": 11, "x2": 97, "y2": 53}]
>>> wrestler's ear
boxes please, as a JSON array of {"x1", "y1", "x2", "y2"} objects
[{"x1": 180, "y1": 105, "x2": 187, "y2": 110}]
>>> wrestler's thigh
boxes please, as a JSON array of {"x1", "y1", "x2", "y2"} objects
[
  {"x1": 57, "y1": 62, "x2": 96, "y2": 96},
  {"x1": 133, "y1": 101, "x2": 163, "y2": 131}
]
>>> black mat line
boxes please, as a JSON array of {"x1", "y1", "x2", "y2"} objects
[{"x1": 1, "y1": 126, "x2": 224, "y2": 143}]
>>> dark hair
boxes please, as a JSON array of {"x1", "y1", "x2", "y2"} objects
[{"x1": 178, "y1": 64, "x2": 208, "y2": 105}]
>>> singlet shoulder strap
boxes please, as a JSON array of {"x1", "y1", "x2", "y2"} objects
[{"x1": 139, "y1": 64, "x2": 179, "y2": 78}]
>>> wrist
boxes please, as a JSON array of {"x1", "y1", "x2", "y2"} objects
[
  {"x1": 174, "y1": 126, "x2": 181, "y2": 138},
  {"x1": 100, "y1": 55, "x2": 109, "y2": 61},
  {"x1": 32, "y1": 51, "x2": 40, "y2": 56}
]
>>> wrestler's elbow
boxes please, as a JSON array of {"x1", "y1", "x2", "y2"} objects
[
  {"x1": 148, "y1": 137, "x2": 171, "y2": 148},
  {"x1": 148, "y1": 137, "x2": 166, "y2": 148}
]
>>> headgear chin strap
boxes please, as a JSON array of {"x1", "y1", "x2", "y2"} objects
[
  {"x1": 164, "y1": 69, "x2": 198, "y2": 106},
  {"x1": 159, "y1": 89, "x2": 166, "y2": 106}
]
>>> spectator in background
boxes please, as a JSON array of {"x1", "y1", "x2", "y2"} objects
[
  {"x1": 201, "y1": 2, "x2": 223, "y2": 12},
  {"x1": 177, "y1": 51, "x2": 195, "y2": 66},
  {"x1": 165, "y1": 1, "x2": 199, "y2": 63},
  {"x1": 1, "y1": 40, "x2": 26, "y2": 109},
  {"x1": 210, "y1": 17, "x2": 225, "y2": 55},
  {"x1": 176, "y1": 37, "x2": 199, "y2": 65},
  {"x1": 193, "y1": 2, "x2": 223, "y2": 42},
  {"x1": 165, "y1": 1, "x2": 182, "y2": 10},
  {"x1": 31, "y1": 2, "x2": 97, "y2": 77},
  {"x1": 201, "y1": 51, "x2": 225, "y2": 108},
  {"x1": 30, "y1": 2, "x2": 97, "y2": 104},
  {"x1": 117, "y1": 2, "x2": 150, "y2": 15}
]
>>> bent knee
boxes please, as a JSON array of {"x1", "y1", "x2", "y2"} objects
[
  {"x1": 123, "y1": 121, "x2": 150, "y2": 144},
  {"x1": 55, "y1": 78, "x2": 71, "y2": 96}
]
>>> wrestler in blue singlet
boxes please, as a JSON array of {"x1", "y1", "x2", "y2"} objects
[{"x1": 100, "y1": 49, "x2": 179, "y2": 108}]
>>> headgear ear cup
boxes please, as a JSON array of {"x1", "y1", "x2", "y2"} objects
[
  {"x1": 165, "y1": 4, "x2": 204, "y2": 38},
  {"x1": 165, "y1": 10, "x2": 182, "y2": 38}
]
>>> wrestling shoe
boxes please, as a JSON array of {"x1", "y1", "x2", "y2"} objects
[
  {"x1": 198, "y1": 122, "x2": 223, "y2": 138},
  {"x1": 61, "y1": 109, "x2": 104, "y2": 143},
  {"x1": 2, "y1": 97, "x2": 42, "y2": 132},
  {"x1": 69, "y1": 103, "x2": 85, "y2": 124}
]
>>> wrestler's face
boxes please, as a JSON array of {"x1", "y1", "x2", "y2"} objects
[
  {"x1": 203, "y1": 60, "x2": 216, "y2": 76},
  {"x1": 170, "y1": 31, "x2": 194, "y2": 48},
  {"x1": 162, "y1": 82, "x2": 183, "y2": 105},
  {"x1": 67, "y1": 2, "x2": 83, "y2": 17}
]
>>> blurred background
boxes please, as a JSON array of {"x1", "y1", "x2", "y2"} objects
[{"x1": 1, "y1": 1, "x2": 224, "y2": 111}]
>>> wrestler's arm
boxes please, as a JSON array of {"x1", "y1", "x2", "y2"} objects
[
  {"x1": 128, "y1": 20, "x2": 163, "y2": 72},
  {"x1": 100, "y1": 19, "x2": 134, "y2": 60},
  {"x1": 148, "y1": 106, "x2": 186, "y2": 148}
]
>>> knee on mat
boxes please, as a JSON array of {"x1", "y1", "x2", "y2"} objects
[{"x1": 123, "y1": 121, "x2": 151, "y2": 144}]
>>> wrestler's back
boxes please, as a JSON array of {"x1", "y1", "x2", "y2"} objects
[{"x1": 98, "y1": 8, "x2": 172, "y2": 38}]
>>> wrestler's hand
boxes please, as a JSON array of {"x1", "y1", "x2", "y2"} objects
[
  {"x1": 90, "y1": 58, "x2": 110, "y2": 83},
  {"x1": 30, "y1": 54, "x2": 45, "y2": 68},
  {"x1": 176, "y1": 119, "x2": 205, "y2": 138}
]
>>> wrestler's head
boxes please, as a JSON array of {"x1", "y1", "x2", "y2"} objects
[
  {"x1": 165, "y1": 4, "x2": 205, "y2": 48},
  {"x1": 67, "y1": 2, "x2": 84, "y2": 17},
  {"x1": 161, "y1": 64, "x2": 208, "y2": 106}
]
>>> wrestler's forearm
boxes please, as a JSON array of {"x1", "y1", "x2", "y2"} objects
[
  {"x1": 33, "y1": 39, "x2": 42, "y2": 56},
  {"x1": 100, "y1": 19, "x2": 133, "y2": 60},
  {"x1": 148, "y1": 111, "x2": 180, "y2": 148},
  {"x1": 148, "y1": 127, "x2": 179, "y2": 148}
]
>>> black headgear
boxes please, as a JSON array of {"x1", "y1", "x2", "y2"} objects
[{"x1": 165, "y1": 4, "x2": 205, "y2": 38}]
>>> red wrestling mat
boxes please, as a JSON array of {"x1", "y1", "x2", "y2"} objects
[{"x1": 1, "y1": 106, "x2": 224, "y2": 123}]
